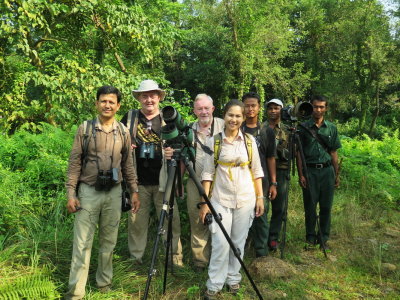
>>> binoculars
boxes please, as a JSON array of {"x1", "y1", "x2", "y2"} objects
[
  {"x1": 95, "y1": 168, "x2": 119, "y2": 191},
  {"x1": 139, "y1": 143, "x2": 155, "y2": 159}
]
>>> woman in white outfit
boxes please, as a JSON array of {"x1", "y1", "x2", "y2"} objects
[{"x1": 199, "y1": 99, "x2": 265, "y2": 299}]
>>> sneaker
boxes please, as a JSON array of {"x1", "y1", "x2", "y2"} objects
[
  {"x1": 228, "y1": 283, "x2": 240, "y2": 295},
  {"x1": 204, "y1": 289, "x2": 218, "y2": 300},
  {"x1": 269, "y1": 240, "x2": 279, "y2": 251}
]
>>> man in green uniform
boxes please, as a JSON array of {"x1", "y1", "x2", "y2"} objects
[
  {"x1": 297, "y1": 95, "x2": 341, "y2": 249},
  {"x1": 242, "y1": 92, "x2": 277, "y2": 257},
  {"x1": 265, "y1": 99, "x2": 290, "y2": 251}
]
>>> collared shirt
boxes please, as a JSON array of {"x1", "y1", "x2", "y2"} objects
[
  {"x1": 272, "y1": 122, "x2": 290, "y2": 169},
  {"x1": 66, "y1": 117, "x2": 138, "y2": 200},
  {"x1": 202, "y1": 130, "x2": 264, "y2": 209},
  {"x1": 192, "y1": 117, "x2": 225, "y2": 178},
  {"x1": 299, "y1": 118, "x2": 341, "y2": 164}
]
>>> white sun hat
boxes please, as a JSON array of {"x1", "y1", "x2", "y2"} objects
[{"x1": 132, "y1": 80, "x2": 166, "y2": 101}]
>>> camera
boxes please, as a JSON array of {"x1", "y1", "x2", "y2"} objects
[
  {"x1": 95, "y1": 168, "x2": 119, "y2": 191},
  {"x1": 161, "y1": 105, "x2": 195, "y2": 161},
  {"x1": 139, "y1": 143, "x2": 155, "y2": 159},
  {"x1": 281, "y1": 101, "x2": 313, "y2": 122},
  {"x1": 204, "y1": 213, "x2": 213, "y2": 225},
  {"x1": 204, "y1": 212, "x2": 222, "y2": 226}
]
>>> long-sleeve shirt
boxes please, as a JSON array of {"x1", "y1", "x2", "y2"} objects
[
  {"x1": 201, "y1": 130, "x2": 264, "y2": 209},
  {"x1": 66, "y1": 118, "x2": 138, "y2": 200}
]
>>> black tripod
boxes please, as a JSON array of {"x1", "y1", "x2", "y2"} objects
[
  {"x1": 279, "y1": 123, "x2": 328, "y2": 259},
  {"x1": 143, "y1": 149, "x2": 265, "y2": 300}
]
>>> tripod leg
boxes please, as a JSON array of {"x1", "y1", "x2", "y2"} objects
[
  {"x1": 182, "y1": 157, "x2": 264, "y2": 300},
  {"x1": 163, "y1": 169, "x2": 177, "y2": 293},
  {"x1": 143, "y1": 160, "x2": 177, "y2": 300}
]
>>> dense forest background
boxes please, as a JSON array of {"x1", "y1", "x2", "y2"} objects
[
  {"x1": 1, "y1": 0, "x2": 400, "y2": 299},
  {"x1": 1, "y1": 0, "x2": 400, "y2": 134}
]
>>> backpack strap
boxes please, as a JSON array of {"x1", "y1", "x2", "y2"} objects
[
  {"x1": 213, "y1": 132, "x2": 222, "y2": 169},
  {"x1": 244, "y1": 132, "x2": 253, "y2": 169},
  {"x1": 116, "y1": 121, "x2": 127, "y2": 149},
  {"x1": 127, "y1": 109, "x2": 139, "y2": 144},
  {"x1": 81, "y1": 119, "x2": 94, "y2": 168}
]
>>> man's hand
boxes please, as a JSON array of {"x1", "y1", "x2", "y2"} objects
[
  {"x1": 335, "y1": 175, "x2": 340, "y2": 188},
  {"x1": 299, "y1": 175, "x2": 307, "y2": 188},
  {"x1": 268, "y1": 185, "x2": 277, "y2": 200},
  {"x1": 66, "y1": 198, "x2": 81, "y2": 213},
  {"x1": 131, "y1": 192, "x2": 140, "y2": 213},
  {"x1": 164, "y1": 146, "x2": 174, "y2": 160},
  {"x1": 255, "y1": 198, "x2": 265, "y2": 217}
]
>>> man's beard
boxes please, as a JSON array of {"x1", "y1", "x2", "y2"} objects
[{"x1": 199, "y1": 117, "x2": 211, "y2": 126}]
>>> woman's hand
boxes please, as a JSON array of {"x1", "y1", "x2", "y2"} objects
[
  {"x1": 199, "y1": 202, "x2": 211, "y2": 224},
  {"x1": 255, "y1": 197, "x2": 265, "y2": 217}
]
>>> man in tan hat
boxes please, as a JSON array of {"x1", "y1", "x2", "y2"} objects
[{"x1": 121, "y1": 79, "x2": 183, "y2": 267}]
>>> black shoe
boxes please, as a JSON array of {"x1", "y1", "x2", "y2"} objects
[
  {"x1": 319, "y1": 241, "x2": 330, "y2": 251},
  {"x1": 304, "y1": 240, "x2": 317, "y2": 251}
]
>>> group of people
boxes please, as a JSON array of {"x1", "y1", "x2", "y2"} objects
[{"x1": 65, "y1": 80, "x2": 341, "y2": 300}]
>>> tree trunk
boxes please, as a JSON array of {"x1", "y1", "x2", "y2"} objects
[{"x1": 368, "y1": 84, "x2": 380, "y2": 137}]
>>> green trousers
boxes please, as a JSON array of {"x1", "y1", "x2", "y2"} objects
[
  {"x1": 249, "y1": 198, "x2": 270, "y2": 257},
  {"x1": 268, "y1": 168, "x2": 289, "y2": 242},
  {"x1": 302, "y1": 165, "x2": 335, "y2": 243}
]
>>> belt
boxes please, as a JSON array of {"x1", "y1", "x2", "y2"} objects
[{"x1": 306, "y1": 162, "x2": 331, "y2": 169}]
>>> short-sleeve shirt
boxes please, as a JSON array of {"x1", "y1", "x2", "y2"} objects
[{"x1": 298, "y1": 119, "x2": 341, "y2": 164}]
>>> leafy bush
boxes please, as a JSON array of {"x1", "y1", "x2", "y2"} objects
[{"x1": 340, "y1": 131, "x2": 400, "y2": 209}]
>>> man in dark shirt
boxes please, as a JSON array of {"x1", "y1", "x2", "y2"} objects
[
  {"x1": 241, "y1": 92, "x2": 277, "y2": 257},
  {"x1": 120, "y1": 80, "x2": 183, "y2": 266},
  {"x1": 297, "y1": 95, "x2": 341, "y2": 249},
  {"x1": 265, "y1": 99, "x2": 290, "y2": 251}
]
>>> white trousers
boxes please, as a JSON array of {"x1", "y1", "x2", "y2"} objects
[{"x1": 206, "y1": 200, "x2": 255, "y2": 292}]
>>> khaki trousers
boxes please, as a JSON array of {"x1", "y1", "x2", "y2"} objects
[
  {"x1": 65, "y1": 183, "x2": 122, "y2": 300},
  {"x1": 186, "y1": 178, "x2": 210, "y2": 267},
  {"x1": 127, "y1": 185, "x2": 183, "y2": 265}
]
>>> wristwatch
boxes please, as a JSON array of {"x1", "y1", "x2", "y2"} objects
[{"x1": 270, "y1": 182, "x2": 278, "y2": 186}]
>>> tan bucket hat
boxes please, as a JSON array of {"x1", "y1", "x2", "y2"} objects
[{"x1": 132, "y1": 80, "x2": 166, "y2": 101}]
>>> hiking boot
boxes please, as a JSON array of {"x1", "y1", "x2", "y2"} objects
[
  {"x1": 204, "y1": 289, "x2": 218, "y2": 300},
  {"x1": 319, "y1": 241, "x2": 330, "y2": 251},
  {"x1": 98, "y1": 285, "x2": 111, "y2": 293},
  {"x1": 228, "y1": 283, "x2": 240, "y2": 295},
  {"x1": 269, "y1": 240, "x2": 279, "y2": 251},
  {"x1": 304, "y1": 240, "x2": 317, "y2": 251},
  {"x1": 129, "y1": 256, "x2": 143, "y2": 265}
]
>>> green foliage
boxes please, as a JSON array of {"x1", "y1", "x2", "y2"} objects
[
  {"x1": 0, "y1": 274, "x2": 60, "y2": 300},
  {"x1": 340, "y1": 130, "x2": 400, "y2": 209}
]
